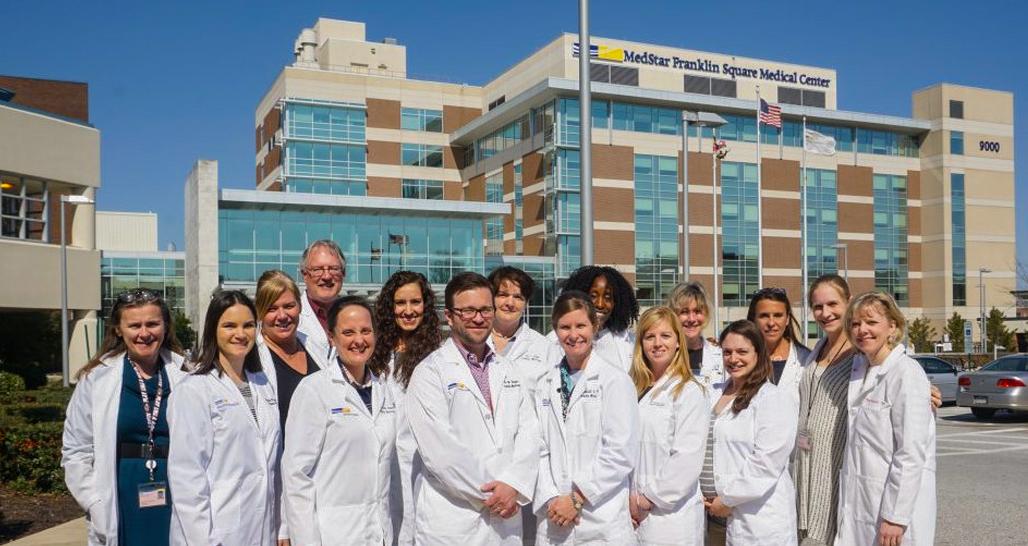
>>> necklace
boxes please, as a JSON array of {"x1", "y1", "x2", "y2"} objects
[{"x1": 819, "y1": 337, "x2": 851, "y2": 367}]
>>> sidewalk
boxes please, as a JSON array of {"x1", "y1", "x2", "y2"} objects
[{"x1": 5, "y1": 518, "x2": 85, "y2": 546}]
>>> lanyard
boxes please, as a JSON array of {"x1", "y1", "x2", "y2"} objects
[
  {"x1": 129, "y1": 359, "x2": 164, "y2": 481},
  {"x1": 558, "y1": 358, "x2": 574, "y2": 421}
]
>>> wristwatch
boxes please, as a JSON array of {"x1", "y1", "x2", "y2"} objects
[{"x1": 571, "y1": 492, "x2": 584, "y2": 512}]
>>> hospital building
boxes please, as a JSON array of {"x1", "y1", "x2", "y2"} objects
[{"x1": 185, "y1": 18, "x2": 1016, "y2": 339}]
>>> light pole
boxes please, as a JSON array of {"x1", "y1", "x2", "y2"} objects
[
  {"x1": 979, "y1": 267, "x2": 991, "y2": 353},
  {"x1": 834, "y1": 243, "x2": 849, "y2": 283},
  {"x1": 60, "y1": 194, "x2": 95, "y2": 387},
  {"x1": 692, "y1": 114, "x2": 727, "y2": 332},
  {"x1": 680, "y1": 111, "x2": 725, "y2": 282},
  {"x1": 578, "y1": 0, "x2": 594, "y2": 266}
]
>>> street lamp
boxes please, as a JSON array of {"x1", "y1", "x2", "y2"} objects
[
  {"x1": 687, "y1": 113, "x2": 727, "y2": 332},
  {"x1": 681, "y1": 111, "x2": 726, "y2": 284},
  {"x1": 979, "y1": 267, "x2": 991, "y2": 353},
  {"x1": 60, "y1": 194, "x2": 95, "y2": 387}
]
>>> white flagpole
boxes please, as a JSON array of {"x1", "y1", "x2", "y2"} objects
[
  {"x1": 755, "y1": 86, "x2": 764, "y2": 291},
  {"x1": 801, "y1": 115, "x2": 809, "y2": 343}
]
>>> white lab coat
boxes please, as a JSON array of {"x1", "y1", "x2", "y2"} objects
[
  {"x1": 546, "y1": 327, "x2": 635, "y2": 373},
  {"x1": 405, "y1": 338, "x2": 540, "y2": 546},
  {"x1": 386, "y1": 352, "x2": 416, "y2": 546},
  {"x1": 62, "y1": 350, "x2": 187, "y2": 546},
  {"x1": 708, "y1": 381, "x2": 798, "y2": 545},
  {"x1": 534, "y1": 346, "x2": 640, "y2": 545},
  {"x1": 298, "y1": 290, "x2": 333, "y2": 365},
  {"x1": 696, "y1": 340, "x2": 725, "y2": 387},
  {"x1": 776, "y1": 342, "x2": 810, "y2": 408},
  {"x1": 167, "y1": 368, "x2": 284, "y2": 545},
  {"x1": 282, "y1": 363, "x2": 396, "y2": 546},
  {"x1": 634, "y1": 375, "x2": 710, "y2": 546},
  {"x1": 489, "y1": 322, "x2": 549, "y2": 390},
  {"x1": 835, "y1": 345, "x2": 936, "y2": 546}
]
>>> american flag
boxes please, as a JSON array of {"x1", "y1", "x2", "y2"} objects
[{"x1": 759, "y1": 99, "x2": 782, "y2": 128}]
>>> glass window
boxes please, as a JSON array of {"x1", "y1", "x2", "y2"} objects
[
  {"x1": 951, "y1": 173, "x2": 966, "y2": 305},
  {"x1": 402, "y1": 179, "x2": 445, "y2": 200},
  {"x1": 720, "y1": 162, "x2": 760, "y2": 306},
  {"x1": 285, "y1": 103, "x2": 365, "y2": 143},
  {"x1": 873, "y1": 174, "x2": 909, "y2": 304},
  {"x1": 804, "y1": 169, "x2": 839, "y2": 279},
  {"x1": 401, "y1": 108, "x2": 444, "y2": 132},
  {"x1": 634, "y1": 154, "x2": 679, "y2": 306},
  {"x1": 950, "y1": 131, "x2": 964, "y2": 155},
  {"x1": 1, "y1": 175, "x2": 48, "y2": 241},
  {"x1": 400, "y1": 144, "x2": 445, "y2": 167}
]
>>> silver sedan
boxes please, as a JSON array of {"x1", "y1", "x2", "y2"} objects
[
  {"x1": 914, "y1": 355, "x2": 960, "y2": 404},
  {"x1": 957, "y1": 354, "x2": 1028, "y2": 419}
]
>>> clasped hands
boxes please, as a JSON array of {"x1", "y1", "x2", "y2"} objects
[
  {"x1": 481, "y1": 481, "x2": 520, "y2": 519},
  {"x1": 547, "y1": 491, "x2": 584, "y2": 528}
]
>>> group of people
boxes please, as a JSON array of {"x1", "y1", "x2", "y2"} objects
[{"x1": 61, "y1": 239, "x2": 938, "y2": 546}]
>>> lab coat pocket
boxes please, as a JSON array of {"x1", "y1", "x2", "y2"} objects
[
  {"x1": 210, "y1": 478, "x2": 242, "y2": 531},
  {"x1": 852, "y1": 399, "x2": 893, "y2": 465},
  {"x1": 849, "y1": 474, "x2": 886, "y2": 525}
]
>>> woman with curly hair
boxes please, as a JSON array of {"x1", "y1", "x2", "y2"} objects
[
  {"x1": 551, "y1": 265, "x2": 640, "y2": 373},
  {"x1": 373, "y1": 270, "x2": 442, "y2": 546}
]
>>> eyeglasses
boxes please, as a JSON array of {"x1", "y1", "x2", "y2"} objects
[
  {"x1": 449, "y1": 307, "x2": 495, "y2": 320},
  {"x1": 116, "y1": 288, "x2": 162, "y2": 304},
  {"x1": 306, "y1": 265, "x2": 345, "y2": 277}
]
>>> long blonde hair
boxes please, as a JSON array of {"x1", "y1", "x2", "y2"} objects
[{"x1": 630, "y1": 306, "x2": 698, "y2": 399}]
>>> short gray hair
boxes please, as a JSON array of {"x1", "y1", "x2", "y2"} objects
[{"x1": 300, "y1": 239, "x2": 346, "y2": 272}]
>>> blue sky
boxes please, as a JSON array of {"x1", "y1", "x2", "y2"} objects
[{"x1": 3, "y1": 0, "x2": 1025, "y2": 279}]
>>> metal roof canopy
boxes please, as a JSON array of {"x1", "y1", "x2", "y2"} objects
[{"x1": 219, "y1": 188, "x2": 509, "y2": 218}]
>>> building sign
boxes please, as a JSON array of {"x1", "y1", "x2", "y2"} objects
[{"x1": 573, "y1": 42, "x2": 832, "y2": 89}]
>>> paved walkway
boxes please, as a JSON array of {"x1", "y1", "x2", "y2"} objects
[{"x1": 6, "y1": 518, "x2": 85, "y2": 546}]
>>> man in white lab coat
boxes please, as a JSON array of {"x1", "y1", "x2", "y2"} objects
[
  {"x1": 405, "y1": 272, "x2": 540, "y2": 546},
  {"x1": 297, "y1": 239, "x2": 346, "y2": 362}
]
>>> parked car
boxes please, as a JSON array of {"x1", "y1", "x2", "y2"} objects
[
  {"x1": 913, "y1": 355, "x2": 960, "y2": 404},
  {"x1": 957, "y1": 354, "x2": 1028, "y2": 419}
]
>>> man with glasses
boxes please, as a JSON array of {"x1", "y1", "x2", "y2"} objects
[
  {"x1": 405, "y1": 272, "x2": 540, "y2": 545},
  {"x1": 297, "y1": 240, "x2": 346, "y2": 362}
]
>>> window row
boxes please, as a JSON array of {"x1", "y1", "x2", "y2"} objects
[
  {"x1": 401, "y1": 108, "x2": 443, "y2": 132},
  {"x1": 285, "y1": 103, "x2": 365, "y2": 143}
]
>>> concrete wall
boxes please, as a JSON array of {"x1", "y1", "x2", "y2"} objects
[
  {"x1": 184, "y1": 160, "x2": 221, "y2": 336},
  {"x1": 0, "y1": 104, "x2": 100, "y2": 188},
  {"x1": 95, "y1": 211, "x2": 158, "y2": 252}
]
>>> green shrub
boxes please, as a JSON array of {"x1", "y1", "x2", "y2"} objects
[
  {"x1": 0, "y1": 421, "x2": 66, "y2": 493},
  {"x1": 0, "y1": 371, "x2": 26, "y2": 402}
]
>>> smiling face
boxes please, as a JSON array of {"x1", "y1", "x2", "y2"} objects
[
  {"x1": 556, "y1": 308, "x2": 596, "y2": 365},
  {"x1": 332, "y1": 305, "x2": 376, "y2": 368},
  {"x1": 216, "y1": 304, "x2": 257, "y2": 363},
  {"x1": 674, "y1": 298, "x2": 707, "y2": 343},
  {"x1": 753, "y1": 299, "x2": 789, "y2": 349},
  {"x1": 811, "y1": 285, "x2": 848, "y2": 337},
  {"x1": 588, "y1": 275, "x2": 614, "y2": 330},
  {"x1": 721, "y1": 332, "x2": 759, "y2": 382},
  {"x1": 849, "y1": 303, "x2": 897, "y2": 364},
  {"x1": 445, "y1": 287, "x2": 494, "y2": 350},
  {"x1": 260, "y1": 290, "x2": 300, "y2": 346},
  {"x1": 117, "y1": 304, "x2": 166, "y2": 366},
  {"x1": 642, "y1": 318, "x2": 679, "y2": 372},
  {"x1": 301, "y1": 246, "x2": 345, "y2": 304},
  {"x1": 494, "y1": 279, "x2": 527, "y2": 327},
  {"x1": 393, "y1": 282, "x2": 425, "y2": 333}
]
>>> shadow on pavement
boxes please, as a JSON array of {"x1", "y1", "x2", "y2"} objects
[{"x1": 941, "y1": 408, "x2": 1028, "y2": 424}]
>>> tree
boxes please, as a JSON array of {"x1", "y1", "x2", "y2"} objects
[
  {"x1": 907, "y1": 316, "x2": 936, "y2": 353},
  {"x1": 173, "y1": 311, "x2": 197, "y2": 353},
  {"x1": 986, "y1": 307, "x2": 1014, "y2": 352},
  {"x1": 0, "y1": 311, "x2": 60, "y2": 388},
  {"x1": 945, "y1": 312, "x2": 965, "y2": 353}
]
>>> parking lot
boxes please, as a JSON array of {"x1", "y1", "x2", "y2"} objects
[{"x1": 936, "y1": 405, "x2": 1028, "y2": 545}]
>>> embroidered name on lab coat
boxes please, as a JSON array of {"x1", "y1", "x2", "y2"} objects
[
  {"x1": 503, "y1": 379, "x2": 521, "y2": 389},
  {"x1": 381, "y1": 403, "x2": 397, "y2": 414},
  {"x1": 580, "y1": 388, "x2": 600, "y2": 399}
]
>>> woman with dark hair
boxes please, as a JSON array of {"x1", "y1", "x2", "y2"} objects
[
  {"x1": 167, "y1": 290, "x2": 286, "y2": 545},
  {"x1": 746, "y1": 287, "x2": 810, "y2": 404},
  {"x1": 702, "y1": 320, "x2": 797, "y2": 546},
  {"x1": 553, "y1": 266, "x2": 640, "y2": 372},
  {"x1": 282, "y1": 296, "x2": 397, "y2": 545},
  {"x1": 487, "y1": 266, "x2": 548, "y2": 377},
  {"x1": 534, "y1": 291, "x2": 639, "y2": 544},
  {"x1": 63, "y1": 289, "x2": 187, "y2": 546},
  {"x1": 372, "y1": 270, "x2": 442, "y2": 546}
]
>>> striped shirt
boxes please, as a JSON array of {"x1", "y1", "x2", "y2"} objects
[
  {"x1": 699, "y1": 414, "x2": 718, "y2": 499},
  {"x1": 237, "y1": 383, "x2": 258, "y2": 422}
]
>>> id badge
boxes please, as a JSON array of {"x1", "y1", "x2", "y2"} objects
[
  {"x1": 796, "y1": 430, "x2": 812, "y2": 451},
  {"x1": 138, "y1": 481, "x2": 168, "y2": 508}
]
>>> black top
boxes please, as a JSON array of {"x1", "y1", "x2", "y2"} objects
[
  {"x1": 270, "y1": 346, "x2": 319, "y2": 434},
  {"x1": 771, "y1": 359, "x2": 787, "y2": 385},
  {"x1": 688, "y1": 347, "x2": 704, "y2": 374}
]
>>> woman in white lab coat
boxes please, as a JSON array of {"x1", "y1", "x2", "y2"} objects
[
  {"x1": 534, "y1": 290, "x2": 640, "y2": 545},
  {"x1": 703, "y1": 320, "x2": 798, "y2": 546},
  {"x1": 283, "y1": 296, "x2": 396, "y2": 545},
  {"x1": 836, "y1": 291, "x2": 935, "y2": 546},
  {"x1": 62, "y1": 289, "x2": 187, "y2": 546},
  {"x1": 628, "y1": 306, "x2": 709, "y2": 546},
  {"x1": 548, "y1": 266, "x2": 640, "y2": 372},
  {"x1": 666, "y1": 281, "x2": 724, "y2": 385},
  {"x1": 746, "y1": 288, "x2": 810, "y2": 404},
  {"x1": 167, "y1": 290, "x2": 286, "y2": 546},
  {"x1": 371, "y1": 270, "x2": 442, "y2": 545},
  {"x1": 487, "y1": 266, "x2": 549, "y2": 387}
]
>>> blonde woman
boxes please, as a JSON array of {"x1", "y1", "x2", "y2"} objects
[
  {"x1": 628, "y1": 307, "x2": 710, "y2": 546},
  {"x1": 666, "y1": 282, "x2": 724, "y2": 386},
  {"x1": 836, "y1": 291, "x2": 936, "y2": 546}
]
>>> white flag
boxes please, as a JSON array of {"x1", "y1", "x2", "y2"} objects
[{"x1": 804, "y1": 128, "x2": 836, "y2": 156}]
